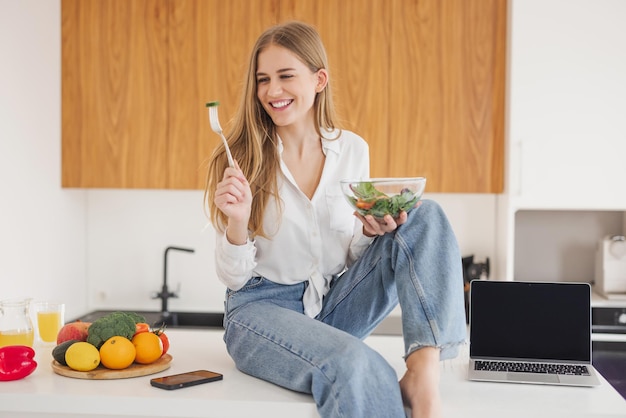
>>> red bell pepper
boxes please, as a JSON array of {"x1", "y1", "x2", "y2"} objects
[{"x1": 0, "y1": 345, "x2": 37, "y2": 381}]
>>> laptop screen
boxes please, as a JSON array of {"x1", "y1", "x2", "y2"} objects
[{"x1": 469, "y1": 281, "x2": 592, "y2": 363}]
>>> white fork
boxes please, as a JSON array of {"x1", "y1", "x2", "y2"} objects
[{"x1": 206, "y1": 101, "x2": 234, "y2": 167}]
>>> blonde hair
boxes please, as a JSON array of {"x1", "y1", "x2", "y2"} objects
[{"x1": 205, "y1": 21, "x2": 339, "y2": 238}]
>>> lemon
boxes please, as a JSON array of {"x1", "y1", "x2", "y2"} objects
[{"x1": 65, "y1": 342, "x2": 100, "y2": 371}]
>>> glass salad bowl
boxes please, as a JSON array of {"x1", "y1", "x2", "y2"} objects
[{"x1": 340, "y1": 177, "x2": 427, "y2": 219}]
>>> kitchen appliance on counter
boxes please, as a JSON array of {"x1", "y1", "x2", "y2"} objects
[
  {"x1": 592, "y1": 305, "x2": 626, "y2": 334},
  {"x1": 595, "y1": 235, "x2": 626, "y2": 298},
  {"x1": 462, "y1": 255, "x2": 490, "y2": 323}
]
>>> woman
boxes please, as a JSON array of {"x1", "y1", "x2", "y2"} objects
[{"x1": 205, "y1": 21, "x2": 466, "y2": 418}]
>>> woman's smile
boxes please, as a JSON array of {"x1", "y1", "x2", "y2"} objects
[{"x1": 270, "y1": 99, "x2": 294, "y2": 110}]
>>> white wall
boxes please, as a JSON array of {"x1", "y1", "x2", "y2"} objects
[
  {"x1": 1, "y1": 0, "x2": 497, "y2": 319},
  {"x1": 0, "y1": 0, "x2": 87, "y2": 319},
  {"x1": 85, "y1": 190, "x2": 222, "y2": 312},
  {"x1": 83, "y1": 190, "x2": 497, "y2": 314}
]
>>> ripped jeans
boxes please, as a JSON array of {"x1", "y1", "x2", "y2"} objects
[{"x1": 223, "y1": 200, "x2": 467, "y2": 418}]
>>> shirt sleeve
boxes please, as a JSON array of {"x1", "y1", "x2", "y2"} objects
[
  {"x1": 214, "y1": 229, "x2": 257, "y2": 291},
  {"x1": 347, "y1": 227, "x2": 375, "y2": 266},
  {"x1": 346, "y1": 134, "x2": 374, "y2": 265}
]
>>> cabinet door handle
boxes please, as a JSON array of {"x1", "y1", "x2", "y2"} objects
[{"x1": 513, "y1": 140, "x2": 523, "y2": 196}]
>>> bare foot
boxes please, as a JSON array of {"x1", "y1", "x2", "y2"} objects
[{"x1": 399, "y1": 347, "x2": 442, "y2": 418}]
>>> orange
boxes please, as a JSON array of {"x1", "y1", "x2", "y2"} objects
[
  {"x1": 132, "y1": 331, "x2": 163, "y2": 364},
  {"x1": 99, "y1": 336, "x2": 136, "y2": 369}
]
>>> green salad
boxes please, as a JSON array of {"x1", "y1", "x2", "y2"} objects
[{"x1": 348, "y1": 182, "x2": 420, "y2": 218}]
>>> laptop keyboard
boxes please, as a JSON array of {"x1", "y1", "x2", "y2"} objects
[{"x1": 474, "y1": 360, "x2": 590, "y2": 375}]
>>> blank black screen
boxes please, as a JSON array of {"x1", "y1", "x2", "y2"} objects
[{"x1": 469, "y1": 281, "x2": 591, "y2": 362}]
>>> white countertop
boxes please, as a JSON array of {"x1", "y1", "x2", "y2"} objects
[
  {"x1": 593, "y1": 291, "x2": 626, "y2": 308},
  {"x1": 1, "y1": 329, "x2": 625, "y2": 418}
]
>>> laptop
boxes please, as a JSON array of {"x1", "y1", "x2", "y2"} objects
[{"x1": 468, "y1": 280, "x2": 600, "y2": 387}]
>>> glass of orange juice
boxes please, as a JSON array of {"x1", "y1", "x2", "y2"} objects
[{"x1": 34, "y1": 302, "x2": 65, "y2": 345}]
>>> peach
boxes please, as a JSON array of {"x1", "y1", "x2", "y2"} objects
[{"x1": 56, "y1": 320, "x2": 91, "y2": 345}]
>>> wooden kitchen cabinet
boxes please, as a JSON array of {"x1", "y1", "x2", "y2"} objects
[
  {"x1": 62, "y1": 0, "x2": 276, "y2": 189},
  {"x1": 387, "y1": 0, "x2": 506, "y2": 192},
  {"x1": 166, "y1": 0, "x2": 278, "y2": 189},
  {"x1": 279, "y1": 0, "x2": 506, "y2": 191},
  {"x1": 62, "y1": 0, "x2": 170, "y2": 188},
  {"x1": 62, "y1": 0, "x2": 506, "y2": 192}
]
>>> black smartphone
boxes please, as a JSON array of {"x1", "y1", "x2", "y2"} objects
[{"x1": 150, "y1": 370, "x2": 223, "y2": 390}]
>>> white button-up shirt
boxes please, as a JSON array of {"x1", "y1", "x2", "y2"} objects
[{"x1": 215, "y1": 129, "x2": 374, "y2": 317}]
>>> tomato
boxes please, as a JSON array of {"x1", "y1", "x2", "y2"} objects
[
  {"x1": 155, "y1": 330, "x2": 169, "y2": 356},
  {"x1": 355, "y1": 199, "x2": 375, "y2": 210},
  {"x1": 134, "y1": 322, "x2": 150, "y2": 336}
]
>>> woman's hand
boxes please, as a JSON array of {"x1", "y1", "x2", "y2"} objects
[
  {"x1": 356, "y1": 202, "x2": 422, "y2": 237},
  {"x1": 357, "y1": 212, "x2": 407, "y2": 237},
  {"x1": 214, "y1": 160, "x2": 252, "y2": 244}
]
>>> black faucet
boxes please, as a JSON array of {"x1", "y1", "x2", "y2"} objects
[{"x1": 153, "y1": 246, "x2": 195, "y2": 315}]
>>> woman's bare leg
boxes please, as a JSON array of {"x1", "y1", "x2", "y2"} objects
[{"x1": 399, "y1": 347, "x2": 442, "y2": 418}]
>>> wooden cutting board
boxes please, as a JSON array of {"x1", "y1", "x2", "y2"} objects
[{"x1": 52, "y1": 354, "x2": 172, "y2": 379}]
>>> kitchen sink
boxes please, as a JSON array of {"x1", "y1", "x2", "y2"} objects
[{"x1": 73, "y1": 310, "x2": 224, "y2": 329}]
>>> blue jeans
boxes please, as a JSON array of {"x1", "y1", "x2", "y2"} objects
[{"x1": 223, "y1": 200, "x2": 467, "y2": 417}]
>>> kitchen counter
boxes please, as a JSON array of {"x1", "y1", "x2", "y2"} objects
[{"x1": 1, "y1": 329, "x2": 625, "y2": 418}]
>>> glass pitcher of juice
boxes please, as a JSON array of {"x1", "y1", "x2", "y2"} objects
[{"x1": 0, "y1": 298, "x2": 34, "y2": 347}]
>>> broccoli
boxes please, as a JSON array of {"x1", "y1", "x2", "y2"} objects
[{"x1": 86, "y1": 311, "x2": 147, "y2": 349}]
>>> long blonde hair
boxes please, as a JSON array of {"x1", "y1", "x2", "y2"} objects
[{"x1": 205, "y1": 21, "x2": 339, "y2": 238}]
